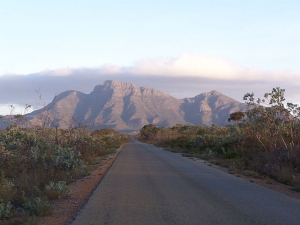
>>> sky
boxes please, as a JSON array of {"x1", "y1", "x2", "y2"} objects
[{"x1": 1, "y1": 0, "x2": 300, "y2": 115}]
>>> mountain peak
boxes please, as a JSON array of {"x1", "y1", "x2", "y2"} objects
[
  {"x1": 210, "y1": 90, "x2": 222, "y2": 95},
  {"x1": 199, "y1": 90, "x2": 222, "y2": 96},
  {"x1": 103, "y1": 80, "x2": 125, "y2": 87},
  {"x1": 103, "y1": 80, "x2": 137, "y2": 88},
  {"x1": 11, "y1": 80, "x2": 248, "y2": 132}
]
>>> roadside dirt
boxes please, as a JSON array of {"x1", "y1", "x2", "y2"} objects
[
  {"x1": 39, "y1": 147, "x2": 300, "y2": 225},
  {"x1": 38, "y1": 146, "x2": 123, "y2": 225}
]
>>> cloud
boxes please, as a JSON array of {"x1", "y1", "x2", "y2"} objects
[
  {"x1": 128, "y1": 54, "x2": 242, "y2": 78},
  {"x1": 25, "y1": 53, "x2": 299, "y2": 82},
  {"x1": 40, "y1": 68, "x2": 73, "y2": 76},
  {"x1": 125, "y1": 53, "x2": 300, "y2": 83},
  {"x1": 97, "y1": 64, "x2": 123, "y2": 74},
  {"x1": 0, "y1": 53, "x2": 299, "y2": 115}
]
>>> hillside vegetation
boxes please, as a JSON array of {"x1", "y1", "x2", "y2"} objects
[
  {"x1": 0, "y1": 124, "x2": 129, "y2": 223},
  {"x1": 138, "y1": 87, "x2": 300, "y2": 191}
]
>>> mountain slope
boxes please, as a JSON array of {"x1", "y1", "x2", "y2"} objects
[
  {"x1": 182, "y1": 90, "x2": 248, "y2": 126},
  {"x1": 16, "y1": 80, "x2": 249, "y2": 132}
]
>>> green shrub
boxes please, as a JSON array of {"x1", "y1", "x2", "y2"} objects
[
  {"x1": 224, "y1": 151, "x2": 240, "y2": 159},
  {"x1": 0, "y1": 171, "x2": 15, "y2": 205},
  {"x1": 22, "y1": 201, "x2": 36, "y2": 215},
  {"x1": 23, "y1": 197, "x2": 52, "y2": 217},
  {"x1": 0, "y1": 125, "x2": 129, "y2": 222},
  {"x1": 35, "y1": 197, "x2": 52, "y2": 217},
  {"x1": 45, "y1": 181, "x2": 70, "y2": 199},
  {"x1": 51, "y1": 146, "x2": 85, "y2": 172},
  {"x1": 0, "y1": 202, "x2": 13, "y2": 219}
]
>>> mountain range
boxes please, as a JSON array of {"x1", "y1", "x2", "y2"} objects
[{"x1": 2, "y1": 80, "x2": 249, "y2": 132}]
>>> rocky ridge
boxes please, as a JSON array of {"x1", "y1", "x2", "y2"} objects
[{"x1": 7, "y1": 80, "x2": 248, "y2": 132}]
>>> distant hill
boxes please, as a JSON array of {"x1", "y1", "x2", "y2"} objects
[{"x1": 1, "y1": 80, "x2": 249, "y2": 132}]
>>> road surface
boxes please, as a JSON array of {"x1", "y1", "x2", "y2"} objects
[{"x1": 71, "y1": 139, "x2": 300, "y2": 225}]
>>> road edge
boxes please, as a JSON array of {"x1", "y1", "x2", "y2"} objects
[{"x1": 38, "y1": 145, "x2": 125, "y2": 225}]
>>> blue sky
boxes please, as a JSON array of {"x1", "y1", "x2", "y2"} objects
[{"x1": 1, "y1": 1, "x2": 300, "y2": 114}]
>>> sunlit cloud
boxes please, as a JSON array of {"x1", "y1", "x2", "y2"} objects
[
  {"x1": 97, "y1": 64, "x2": 123, "y2": 74},
  {"x1": 0, "y1": 53, "x2": 299, "y2": 115},
  {"x1": 32, "y1": 53, "x2": 300, "y2": 83},
  {"x1": 125, "y1": 53, "x2": 299, "y2": 82},
  {"x1": 40, "y1": 68, "x2": 73, "y2": 76},
  {"x1": 128, "y1": 53, "x2": 242, "y2": 78}
]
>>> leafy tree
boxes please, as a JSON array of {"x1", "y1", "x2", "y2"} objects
[
  {"x1": 139, "y1": 124, "x2": 160, "y2": 140},
  {"x1": 228, "y1": 111, "x2": 246, "y2": 122}
]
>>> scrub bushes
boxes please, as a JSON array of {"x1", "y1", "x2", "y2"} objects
[
  {"x1": 0, "y1": 125, "x2": 129, "y2": 221},
  {"x1": 138, "y1": 87, "x2": 300, "y2": 190}
]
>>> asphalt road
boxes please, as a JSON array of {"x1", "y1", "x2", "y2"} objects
[{"x1": 71, "y1": 139, "x2": 300, "y2": 225}]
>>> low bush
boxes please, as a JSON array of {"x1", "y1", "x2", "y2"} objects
[
  {"x1": 23, "y1": 197, "x2": 52, "y2": 217},
  {"x1": 137, "y1": 87, "x2": 300, "y2": 191},
  {"x1": 44, "y1": 181, "x2": 70, "y2": 200},
  {"x1": 0, "y1": 124, "x2": 129, "y2": 222},
  {"x1": 0, "y1": 202, "x2": 13, "y2": 219}
]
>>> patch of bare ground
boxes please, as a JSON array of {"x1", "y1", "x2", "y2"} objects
[{"x1": 38, "y1": 146, "x2": 123, "y2": 225}]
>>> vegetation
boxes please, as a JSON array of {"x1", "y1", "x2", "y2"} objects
[
  {"x1": 138, "y1": 87, "x2": 300, "y2": 190},
  {"x1": 0, "y1": 122, "x2": 129, "y2": 223}
]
